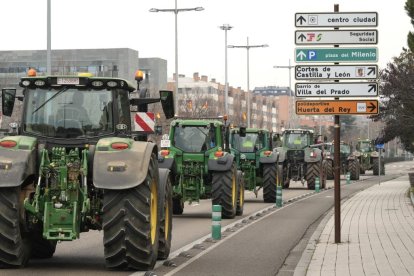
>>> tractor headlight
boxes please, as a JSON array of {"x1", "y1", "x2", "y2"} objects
[{"x1": 240, "y1": 154, "x2": 246, "y2": 160}]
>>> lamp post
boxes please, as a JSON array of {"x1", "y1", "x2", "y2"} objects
[
  {"x1": 228, "y1": 37, "x2": 268, "y2": 128},
  {"x1": 219, "y1": 24, "x2": 233, "y2": 116},
  {"x1": 273, "y1": 59, "x2": 295, "y2": 128},
  {"x1": 150, "y1": 1, "x2": 204, "y2": 116},
  {"x1": 47, "y1": 0, "x2": 51, "y2": 74}
]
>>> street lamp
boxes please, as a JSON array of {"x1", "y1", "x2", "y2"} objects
[
  {"x1": 219, "y1": 24, "x2": 233, "y2": 116},
  {"x1": 150, "y1": 1, "x2": 204, "y2": 116},
  {"x1": 273, "y1": 59, "x2": 295, "y2": 128},
  {"x1": 228, "y1": 37, "x2": 268, "y2": 128}
]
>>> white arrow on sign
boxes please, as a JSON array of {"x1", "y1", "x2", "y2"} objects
[
  {"x1": 295, "y1": 82, "x2": 378, "y2": 97},
  {"x1": 295, "y1": 12, "x2": 378, "y2": 27},
  {"x1": 295, "y1": 30, "x2": 377, "y2": 45},
  {"x1": 295, "y1": 65, "x2": 378, "y2": 80}
]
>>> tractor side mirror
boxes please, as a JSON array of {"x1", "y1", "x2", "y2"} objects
[
  {"x1": 239, "y1": 127, "x2": 246, "y2": 137},
  {"x1": 2, "y1": 88, "x2": 16, "y2": 117},
  {"x1": 159, "y1": 90, "x2": 175, "y2": 119}
]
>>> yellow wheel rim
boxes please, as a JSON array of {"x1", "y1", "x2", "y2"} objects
[
  {"x1": 165, "y1": 198, "x2": 170, "y2": 240},
  {"x1": 239, "y1": 185, "x2": 244, "y2": 207},
  {"x1": 150, "y1": 179, "x2": 158, "y2": 245},
  {"x1": 232, "y1": 173, "x2": 236, "y2": 208}
]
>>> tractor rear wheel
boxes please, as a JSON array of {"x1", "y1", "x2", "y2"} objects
[
  {"x1": 103, "y1": 154, "x2": 160, "y2": 270},
  {"x1": 157, "y1": 169, "x2": 172, "y2": 260},
  {"x1": 306, "y1": 162, "x2": 321, "y2": 190},
  {"x1": 0, "y1": 187, "x2": 30, "y2": 268},
  {"x1": 236, "y1": 170, "x2": 245, "y2": 216},
  {"x1": 373, "y1": 158, "x2": 385, "y2": 175},
  {"x1": 349, "y1": 159, "x2": 360, "y2": 180},
  {"x1": 172, "y1": 198, "x2": 184, "y2": 215},
  {"x1": 278, "y1": 164, "x2": 289, "y2": 188},
  {"x1": 263, "y1": 164, "x2": 277, "y2": 203},
  {"x1": 30, "y1": 232, "x2": 57, "y2": 259},
  {"x1": 212, "y1": 164, "x2": 237, "y2": 219},
  {"x1": 325, "y1": 160, "x2": 334, "y2": 180}
]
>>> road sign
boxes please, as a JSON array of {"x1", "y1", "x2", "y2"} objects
[
  {"x1": 295, "y1": 30, "x2": 378, "y2": 45},
  {"x1": 376, "y1": 144, "x2": 385, "y2": 149},
  {"x1": 295, "y1": 47, "x2": 378, "y2": 63},
  {"x1": 296, "y1": 100, "x2": 378, "y2": 115},
  {"x1": 295, "y1": 82, "x2": 378, "y2": 97},
  {"x1": 295, "y1": 65, "x2": 378, "y2": 80},
  {"x1": 295, "y1": 12, "x2": 378, "y2": 27}
]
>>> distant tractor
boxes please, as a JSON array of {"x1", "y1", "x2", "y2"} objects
[
  {"x1": 0, "y1": 70, "x2": 174, "y2": 270},
  {"x1": 274, "y1": 129, "x2": 326, "y2": 190},
  {"x1": 158, "y1": 117, "x2": 244, "y2": 218},
  {"x1": 230, "y1": 128, "x2": 278, "y2": 203},
  {"x1": 324, "y1": 142, "x2": 360, "y2": 180},
  {"x1": 354, "y1": 139, "x2": 385, "y2": 175}
]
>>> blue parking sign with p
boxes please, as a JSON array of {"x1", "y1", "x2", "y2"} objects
[{"x1": 308, "y1": 50, "x2": 317, "y2": 60}]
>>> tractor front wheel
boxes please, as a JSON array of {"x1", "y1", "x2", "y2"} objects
[
  {"x1": 103, "y1": 154, "x2": 160, "y2": 270},
  {"x1": 306, "y1": 162, "x2": 321, "y2": 190},
  {"x1": 348, "y1": 159, "x2": 360, "y2": 180}
]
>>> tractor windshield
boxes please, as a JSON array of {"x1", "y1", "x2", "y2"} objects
[
  {"x1": 284, "y1": 132, "x2": 309, "y2": 149},
  {"x1": 359, "y1": 142, "x2": 372, "y2": 152},
  {"x1": 22, "y1": 87, "x2": 124, "y2": 138},
  {"x1": 232, "y1": 133, "x2": 264, "y2": 153},
  {"x1": 173, "y1": 125, "x2": 216, "y2": 152}
]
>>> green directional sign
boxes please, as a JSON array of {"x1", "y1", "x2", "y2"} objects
[{"x1": 295, "y1": 47, "x2": 378, "y2": 63}]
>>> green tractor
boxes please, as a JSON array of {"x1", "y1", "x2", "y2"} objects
[
  {"x1": 158, "y1": 117, "x2": 244, "y2": 219},
  {"x1": 354, "y1": 138, "x2": 385, "y2": 175},
  {"x1": 274, "y1": 129, "x2": 326, "y2": 190},
  {"x1": 0, "y1": 71, "x2": 174, "y2": 270},
  {"x1": 324, "y1": 142, "x2": 360, "y2": 180},
  {"x1": 230, "y1": 128, "x2": 278, "y2": 203}
]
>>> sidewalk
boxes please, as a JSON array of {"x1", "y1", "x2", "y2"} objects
[{"x1": 296, "y1": 175, "x2": 414, "y2": 276}]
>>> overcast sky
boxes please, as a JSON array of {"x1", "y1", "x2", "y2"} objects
[{"x1": 0, "y1": 0, "x2": 411, "y2": 91}]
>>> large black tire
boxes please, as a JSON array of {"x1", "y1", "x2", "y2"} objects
[
  {"x1": 263, "y1": 164, "x2": 277, "y2": 203},
  {"x1": 373, "y1": 158, "x2": 385, "y2": 175},
  {"x1": 306, "y1": 162, "x2": 321, "y2": 190},
  {"x1": 348, "y1": 159, "x2": 360, "y2": 180},
  {"x1": 236, "y1": 170, "x2": 245, "y2": 216},
  {"x1": 278, "y1": 164, "x2": 289, "y2": 189},
  {"x1": 157, "y1": 169, "x2": 172, "y2": 260},
  {"x1": 0, "y1": 187, "x2": 30, "y2": 268},
  {"x1": 30, "y1": 232, "x2": 57, "y2": 259},
  {"x1": 325, "y1": 160, "x2": 334, "y2": 180},
  {"x1": 103, "y1": 154, "x2": 160, "y2": 270},
  {"x1": 172, "y1": 198, "x2": 184, "y2": 215},
  {"x1": 321, "y1": 160, "x2": 328, "y2": 189},
  {"x1": 212, "y1": 164, "x2": 238, "y2": 219}
]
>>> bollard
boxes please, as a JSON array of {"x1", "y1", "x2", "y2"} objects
[
  {"x1": 315, "y1": 177, "x2": 320, "y2": 193},
  {"x1": 276, "y1": 184, "x2": 283, "y2": 207},
  {"x1": 346, "y1": 172, "x2": 351, "y2": 184},
  {"x1": 212, "y1": 205, "x2": 222, "y2": 240}
]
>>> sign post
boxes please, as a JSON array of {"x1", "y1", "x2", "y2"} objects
[{"x1": 294, "y1": 5, "x2": 379, "y2": 244}]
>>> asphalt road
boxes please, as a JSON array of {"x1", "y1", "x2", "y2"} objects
[{"x1": 2, "y1": 161, "x2": 410, "y2": 276}]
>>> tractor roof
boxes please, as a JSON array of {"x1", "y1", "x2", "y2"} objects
[
  {"x1": 19, "y1": 76, "x2": 136, "y2": 92},
  {"x1": 231, "y1": 127, "x2": 269, "y2": 133},
  {"x1": 171, "y1": 119, "x2": 223, "y2": 127}
]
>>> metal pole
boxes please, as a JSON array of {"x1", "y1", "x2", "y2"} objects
[
  {"x1": 225, "y1": 28, "x2": 228, "y2": 115},
  {"x1": 246, "y1": 37, "x2": 250, "y2": 128},
  {"x1": 334, "y1": 3, "x2": 341, "y2": 244},
  {"x1": 47, "y1": 0, "x2": 51, "y2": 75},
  {"x1": 174, "y1": 0, "x2": 179, "y2": 116},
  {"x1": 220, "y1": 24, "x2": 232, "y2": 115},
  {"x1": 288, "y1": 59, "x2": 293, "y2": 127}
]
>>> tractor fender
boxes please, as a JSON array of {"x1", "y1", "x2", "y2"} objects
[
  {"x1": 259, "y1": 152, "x2": 278, "y2": 164},
  {"x1": 208, "y1": 154, "x2": 234, "y2": 171},
  {"x1": 304, "y1": 147, "x2": 322, "y2": 163},
  {"x1": 93, "y1": 140, "x2": 157, "y2": 190},
  {"x1": 0, "y1": 136, "x2": 37, "y2": 187}
]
